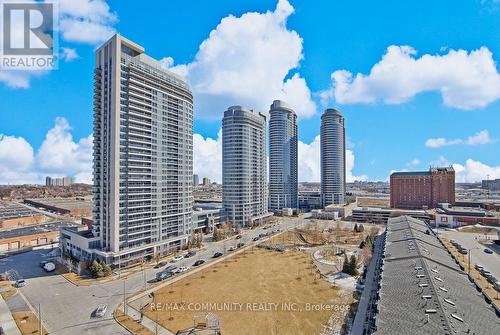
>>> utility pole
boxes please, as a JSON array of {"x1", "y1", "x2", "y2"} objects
[
  {"x1": 123, "y1": 279, "x2": 127, "y2": 315},
  {"x1": 38, "y1": 304, "x2": 42, "y2": 335}
]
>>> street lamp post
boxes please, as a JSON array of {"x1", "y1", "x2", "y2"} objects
[{"x1": 467, "y1": 247, "x2": 480, "y2": 275}]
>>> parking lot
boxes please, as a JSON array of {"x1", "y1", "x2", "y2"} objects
[
  {"x1": 0, "y1": 215, "x2": 308, "y2": 334},
  {"x1": 438, "y1": 230, "x2": 500, "y2": 279}
]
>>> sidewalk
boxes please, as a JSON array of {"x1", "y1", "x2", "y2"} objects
[{"x1": 0, "y1": 294, "x2": 22, "y2": 335}]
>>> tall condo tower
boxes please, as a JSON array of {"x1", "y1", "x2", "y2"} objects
[
  {"x1": 222, "y1": 106, "x2": 268, "y2": 226},
  {"x1": 93, "y1": 35, "x2": 193, "y2": 266},
  {"x1": 268, "y1": 100, "x2": 298, "y2": 211},
  {"x1": 320, "y1": 108, "x2": 346, "y2": 207}
]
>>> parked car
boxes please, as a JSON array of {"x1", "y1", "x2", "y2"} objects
[
  {"x1": 213, "y1": 252, "x2": 223, "y2": 258},
  {"x1": 475, "y1": 264, "x2": 484, "y2": 271},
  {"x1": 156, "y1": 271, "x2": 173, "y2": 281},
  {"x1": 484, "y1": 248, "x2": 493, "y2": 254},
  {"x1": 177, "y1": 266, "x2": 190, "y2": 273},
  {"x1": 171, "y1": 255, "x2": 184, "y2": 263},
  {"x1": 253, "y1": 237, "x2": 260, "y2": 241},
  {"x1": 185, "y1": 251, "x2": 196, "y2": 258},
  {"x1": 193, "y1": 260, "x2": 205, "y2": 266},
  {"x1": 15, "y1": 279, "x2": 26, "y2": 288},
  {"x1": 165, "y1": 265, "x2": 177, "y2": 272},
  {"x1": 237, "y1": 242, "x2": 245, "y2": 248},
  {"x1": 227, "y1": 246, "x2": 236, "y2": 252},
  {"x1": 39, "y1": 260, "x2": 48, "y2": 268},
  {"x1": 95, "y1": 304, "x2": 107, "y2": 318},
  {"x1": 459, "y1": 249, "x2": 468, "y2": 255},
  {"x1": 0, "y1": 253, "x2": 8, "y2": 259},
  {"x1": 43, "y1": 262, "x2": 55, "y2": 272},
  {"x1": 154, "y1": 261, "x2": 167, "y2": 269},
  {"x1": 487, "y1": 276, "x2": 497, "y2": 284},
  {"x1": 235, "y1": 235, "x2": 242, "y2": 239}
]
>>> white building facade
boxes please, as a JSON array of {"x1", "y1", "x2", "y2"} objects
[
  {"x1": 92, "y1": 35, "x2": 193, "y2": 267},
  {"x1": 222, "y1": 106, "x2": 269, "y2": 226}
]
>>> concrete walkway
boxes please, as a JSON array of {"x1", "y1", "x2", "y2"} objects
[
  {"x1": 121, "y1": 303, "x2": 173, "y2": 335},
  {"x1": 0, "y1": 294, "x2": 22, "y2": 335}
]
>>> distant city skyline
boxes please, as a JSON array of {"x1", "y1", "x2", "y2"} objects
[{"x1": 0, "y1": 0, "x2": 500, "y2": 185}]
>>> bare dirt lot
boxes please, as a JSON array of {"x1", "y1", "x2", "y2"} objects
[{"x1": 143, "y1": 248, "x2": 355, "y2": 335}]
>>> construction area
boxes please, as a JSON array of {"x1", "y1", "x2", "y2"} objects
[
  {"x1": 134, "y1": 248, "x2": 354, "y2": 334},
  {"x1": 124, "y1": 221, "x2": 379, "y2": 335}
]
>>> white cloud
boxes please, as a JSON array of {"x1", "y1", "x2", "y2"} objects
[
  {"x1": 193, "y1": 131, "x2": 223, "y2": 183},
  {"x1": 0, "y1": 118, "x2": 93, "y2": 184},
  {"x1": 453, "y1": 159, "x2": 500, "y2": 183},
  {"x1": 297, "y1": 135, "x2": 367, "y2": 182},
  {"x1": 409, "y1": 158, "x2": 421, "y2": 166},
  {"x1": 61, "y1": 47, "x2": 78, "y2": 61},
  {"x1": 59, "y1": 0, "x2": 117, "y2": 44},
  {"x1": 0, "y1": 0, "x2": 117, "y2": 88},
  {"x1": 163, "y1": 0, "x2": 316, "y2": 119},
  {"x1": 320, "y1": 45, "x2": 500, "y2": 110},
  {"x1": 425, "y1": 129, "x2": 496, "y2": 148}
]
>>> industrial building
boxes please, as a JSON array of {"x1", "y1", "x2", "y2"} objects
[
  {"x1": 0, "y1": 203, "x2": 49, "y2": 229},
  {"x1": 353, "y1": 216, "x2": 499, "y2": 335},
  {"x1": 0, "y1": 221, "x2": 85, "y2": 253},
  {"x1": 24, "y1": 197, "x2": 92, "y2": 217},
  {"x1": 351, "y1": 206, "x2": 430, "y2": 225},
  {"x1": 390, "y1": 167, "x2": 455, "y2": 209}
]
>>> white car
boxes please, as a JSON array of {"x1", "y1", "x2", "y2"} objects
[
  {"x1": 15, "y1": 279, "x2": 26, "y2": 288},
  {"x1": 177, "y1": 266, "x2": 190, "y2": 273},
  {"x1": 44, "y1": 262, "x2": 55, "y2": 272},
  {"x1": 95, "y1": 304, "x2": 107, "y2": 318},
  {"x1": 171, "y1": 255, "x2": 183, "y2": 263}
]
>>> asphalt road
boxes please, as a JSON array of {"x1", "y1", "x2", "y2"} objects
[
  {"x1": 438, "y1": 230, "x2": 500, "y2": 279},
  {"x1": 0, "y1": 215, "x2": 307, "y2": 335}
]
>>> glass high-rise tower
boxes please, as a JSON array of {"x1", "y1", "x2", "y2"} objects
[
  {"x1": 268, "y1": 100, "x2": 298, "y2": 211},
  {"x1": 320, "y1": 108, "x2": 346, "y2": 207},
  {"x1": 222, "y1": 106, "x2": 268, "y2": 226}
]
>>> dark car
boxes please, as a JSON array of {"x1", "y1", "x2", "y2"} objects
[
  {"x1": 253, "y1": 237, "x2": 260, "y2": 241},
  {"x1": 237, "y1": 242, "x2": 245, "y2": 248},
  {"x1": 165, "y1": 265, "x2": 177, "y2": 272},
  {"x1": 40, "y1": 260, "x2": 48, "y2": 268},
  {"x1": 185, "y1": 251, "x2": 196, "y2": 258},
  {"x1": 193, "y1": 260, "x2": 205, "y2": 266},
  {"x1": 213, "y1": 252, "x2": 223, "y2": 258},
  {"x1": 156, "y1": 271, "x2": 173, "y2": 281},
  {"x1": 154, "y1": 261, "x2": 167, "y2": 269},
  {"x1": 484, "y1": 248, "x2": 493, "y2": 254},
  {"x1": 235, "y1": 235, "x2": 242, "y2": 239}
]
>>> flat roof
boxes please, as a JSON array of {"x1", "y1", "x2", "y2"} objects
[
  {"x1": 373, "y1": 216, "x2": 499, "y2": 335},
  {"x1": 25, "y1": 197, "x2": 92, "y2": 211},
  {"x1": 0, "y1": 203, "x2": 38, "y2": 220},
  {"x1": 0, "y1": 221, "x2": 85, "y2": 240}
]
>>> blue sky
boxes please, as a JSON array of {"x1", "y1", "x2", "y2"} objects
[{"x1": 0, "y1": 0, "x2": 499, "y2": 184}]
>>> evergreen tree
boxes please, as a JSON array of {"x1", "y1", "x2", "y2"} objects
[{"x1": 353, "y1": 223, "x2": 359, "y2": 232}]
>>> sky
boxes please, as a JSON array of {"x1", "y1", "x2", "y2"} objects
[{"x1": 0, "y1": 0, "x2": 499, "y2": 184}]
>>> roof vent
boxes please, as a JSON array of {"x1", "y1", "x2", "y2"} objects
[
  {"x1": 431, "y1": 269, "x2": 439, "y2": 274},
  {"x1": 425, "y1": 309, "x2": 437, "y2": 313},
  {"x1": 439, "y1": 286, "x2": 448, "y2": 292},
  {"x1": 422, "y1": 295, "x2": 432, "y2": 299},
  {"x1": 435, "y1": 277, "x2": 443, "y2": 282},
  {"x1": 415, "y1": 266, "x2": 423, "y2": 270},
  {"x1": 417, "y1": 274, "x2": 425, "y2": 278},
  {"x1": 450, "y1": 314, "x2": 464, "y2": 322},
  {"x1": 444, "y1": 299, "x2": 455, "y2": 306},
  {"x1": 419, "y1": 283, "x2": 429, "y2": 287}
]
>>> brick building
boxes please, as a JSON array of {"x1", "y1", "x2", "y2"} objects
[{"x1": 390, "y1": 167, "x2": 455, "y2": 209}]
